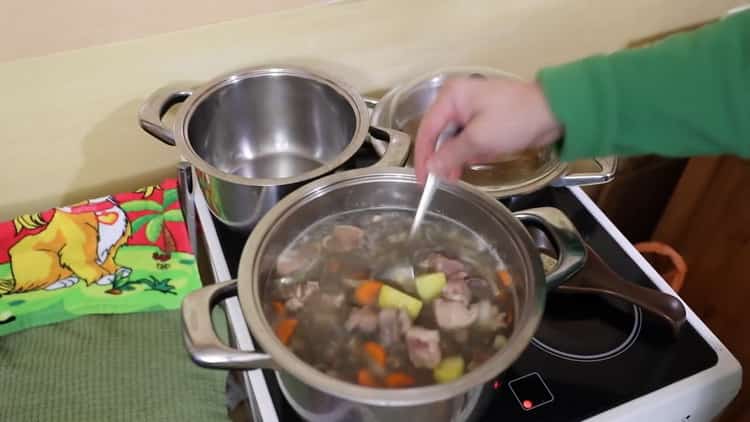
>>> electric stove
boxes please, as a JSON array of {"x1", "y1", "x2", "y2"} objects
[{"x1": 191, "y1": 145, "x2": 741, "y2": 422}]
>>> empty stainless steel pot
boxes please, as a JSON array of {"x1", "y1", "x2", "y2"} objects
[
  {"x1": 139, "y1": 65, "x2": 410, "y2": 231},
  {"x1": 369, "y1": 66, "x2": 617, "y2": 198}
]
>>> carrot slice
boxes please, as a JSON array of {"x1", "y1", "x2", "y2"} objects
[
  {"x1": 385, "y1": 372, "x2": 416, "y2": 388},
  {"x1": 274, "y1": 319, "x2": 298, "y2": 345},
  {"x1": 355, "y1": 280, "x2": 383, "y2": 306},
  {"x1": 357, "y1": 369, "x2": 380, "y2": 387},
  {"x1": 272, "y1": 301, "x2": 286, "y2": 316},
  {"x1": 363, "y1": 341, "x2": 387, "y2": 368},
  {"x1": 497, "y1": 270, "x2": 512, "y2": 288}
]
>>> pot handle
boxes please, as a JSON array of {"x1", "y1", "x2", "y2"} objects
[
  {"x1": 364, "y1": 96, "x2": 392, "y2": 158},
  {"x1": 513, "y1": 207, "x2": 586, "y2": 288},
  {"x1": 177, "y1": 162, "x2": 197, "y2": 254},
  {"x1": 181, "y1": 280, "x2": 276, "y2": 369},
  {"x1": 138, "y1": 85, "x2": 194, "y2": 146},
  {"x1": 364, "y1": 96, "x2": 379, "y2": 109},
  {"x1": 550, "y1": 157, "x2": 618, "y2": 187},
  {"x1": 558, "y1": 246, "x2": 687, "y2": 334},
  {"x1": 368, "y1": 126, "x2": 411, "y2": 168}
]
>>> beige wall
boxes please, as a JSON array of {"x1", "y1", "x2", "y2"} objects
[
  {"x1": 0, "y1": 0, "x2": 745, "y2": 220},
  {"x1": 0, "y1": 0, "x2": 325, "y2": 62}
]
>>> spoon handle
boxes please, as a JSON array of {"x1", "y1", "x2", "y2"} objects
[{"x1": 409, "y1": 123, "x2": 459, "y2": 240}]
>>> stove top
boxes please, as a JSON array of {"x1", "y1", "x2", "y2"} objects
[{"x1": 194, "y1": 144, "x2": 741, "y2": 421}]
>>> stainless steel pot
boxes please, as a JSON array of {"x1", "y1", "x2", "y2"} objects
[
  {"x1": 368, "y1": 66, "x2": 617, "y2": 198},
  {"x1": 181, "y1": 166, "x2": 588, "y2": 422},
  {"x1": 138, "y1": 65, "x2": 410, "y2": 231}
]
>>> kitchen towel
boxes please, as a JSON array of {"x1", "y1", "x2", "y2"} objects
[
  {"x1": 0, "y1": 309, "x2": 230, "y2": 422},
  {"x1": 0, "y1": 177, "x2": 201, "y2": 336}
]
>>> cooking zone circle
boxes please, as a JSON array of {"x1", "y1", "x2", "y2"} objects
[{"x1": 530, "y1": 293, "x2": 643, "y2": 362}]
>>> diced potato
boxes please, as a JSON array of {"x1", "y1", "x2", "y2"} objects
[
  {"x1": 433, "y1": 356, "x2": 465, "y2": 384},
  {"x1": 415, "y1": 272, "x2": 447, "y2": 301},
  {"x1": 378, "y1": 285, "x2": 423, "y2": 319},
  {"x1": 493, "y1": 334, "x2": 508, "y2": 350}
]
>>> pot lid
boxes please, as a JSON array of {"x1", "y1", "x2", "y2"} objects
[{"x1": 369, "y1": 66, "x2": 571, "y2": 198}]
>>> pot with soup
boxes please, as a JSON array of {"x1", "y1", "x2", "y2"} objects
[{"x1": 181, "y1": 167, "x2": 586, "y2": 422}]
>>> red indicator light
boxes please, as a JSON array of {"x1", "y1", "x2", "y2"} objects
[
  {"x1": 493, "y1": 380, "x2": 502, "y2": 390},
  {"x1": 522, "y1": 400, "x2": 533, "y2": 409}
]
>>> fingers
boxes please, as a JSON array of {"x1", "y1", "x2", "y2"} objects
[
  {"x1": 426, "y1": 128, "x2": 478, "y2": 181},
  {"x1": 413, "y1": 80, "x2": 467, "y2": 184}
]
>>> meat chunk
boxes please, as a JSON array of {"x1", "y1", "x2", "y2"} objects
[
  {"x1": 434, "y1": 298, "x2": 478, "y2": 330},
  {"x1": 320, "y1": 292, "x2": 346, "y2": 308},
  {"x1": 441, "y1": 279, "x2": 472, "y2": 306},
  {"x1": 475, "y1": 299, "x2": 508, "y2": 331},
  {"x1": 282, "y1": 281, "x2": 320, "y2": 312},
  {"x1": 345, "y1": 306, "x2": 379, "y2": 334},
  {"x1": 323, "y1": 225, "x2": 365, "y2": 252},
  {"x1": 426, "y1": 253, "x2": 466, "y2": 276},
  {"x1": 405, "y1": 327, "x2": 442, "y2": 369},
  {"x1": 378, "y1": 308, "x2": 411, "y2": 346},
  {"x1": 448, "y1": 271, "x2": 469, "y2": 282}
]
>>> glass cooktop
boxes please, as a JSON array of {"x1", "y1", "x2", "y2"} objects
[{"x1": 210, "y1": 144, "x2": 718, "y2": 421}]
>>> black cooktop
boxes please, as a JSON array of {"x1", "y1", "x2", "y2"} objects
[{"x1": 211, "y1": 145, "x2": 717, "y2": 421}]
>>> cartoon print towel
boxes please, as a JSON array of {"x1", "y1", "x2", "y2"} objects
[{"x1": 0, "y1": 178, "x2": 202, "y2": 336}]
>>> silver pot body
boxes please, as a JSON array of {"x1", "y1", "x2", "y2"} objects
[
  {"x1": 369, "y1": 66, "x2": 617, "y2": 198},
  {"x1": 181, "y1": 167, "x2": 586, "y2": 422},
  {"x1": 139, "y1": 66, "x2": 410, "y2": 231},
  {"x1": 277, "y1": 370, "x2": 484, "y2": 422}
]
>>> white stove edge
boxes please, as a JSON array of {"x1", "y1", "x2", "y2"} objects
[
  {"x1": 570, "y1": 186, "x2": 742, "y2": 422},
  {"x1": 192, "y1": 172, "x2": 280, "y2": 422},
  {"x1": 192, "y1": 180, "x2": 742, "y2": 422}
]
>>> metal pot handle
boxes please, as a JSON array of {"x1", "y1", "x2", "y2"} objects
[
  {"x1": 176, "y1": 162, "x2": 197, "y2": 253},
  {"x1": 368, "y1": 126, "x2": 411, "y2": 168},
  {"x1": 138, "y1": 85, "x2": 194, "y2": 146},
  {"x1": 550, "y1": 157, "x2": 618, "y2": 187},
  {"x1": 513, "y1": 207, "x2": 587, "y2": 288},
  {"x1": 181, "y1": 280, "x2": 276, "y2": 369},
  {"x1": 364, "y1": 96, "x2": 392, "y2": 157},
  {"x1": 364, "y1": 96, "x2": 379, "y2": 109}
]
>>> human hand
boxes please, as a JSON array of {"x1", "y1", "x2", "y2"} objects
[{"x1": 413, "y1": 77, "x2": 563, "y2": 183}]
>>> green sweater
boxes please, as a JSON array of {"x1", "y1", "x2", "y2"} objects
[{"x1": 537, "y1": 9, "x2": 750, "y2": 161}]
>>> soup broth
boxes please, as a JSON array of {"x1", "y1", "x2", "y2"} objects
[
  {"x1": 263, "y1": 208, "x2": 515, "y2": 389},
  {"x1": 401, "y1": 117, "x2": 550, "y2": 185}
]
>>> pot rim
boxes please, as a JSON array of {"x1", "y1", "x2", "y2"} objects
[
  {"x1": 172, "y1": 65, "x2": 371, "y2": 187},
  {"x1": 237, "y1": 166, "x2": 547, "y2": 406},
  {"x1": 370, "y1": 65, "x2": 571, "y2": 198}
]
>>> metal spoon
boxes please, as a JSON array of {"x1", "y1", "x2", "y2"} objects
[
  {"x1": 408, "y1": 123, "x2": 458, "y2": 241},
  {"x1": 375, "y1": 123, "x2": 460, "y2": 284}
]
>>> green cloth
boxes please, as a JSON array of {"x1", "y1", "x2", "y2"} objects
[
  {"x1": 537, "y1": 9, "x2": 750, "y2": 161},
  {"x1": 0, "y1": 310, "x2": 230, "y2": 422}
]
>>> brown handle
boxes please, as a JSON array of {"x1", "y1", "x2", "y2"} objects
[{"x1": 557, "y1": 245, "x2": 687, "y2": 335}]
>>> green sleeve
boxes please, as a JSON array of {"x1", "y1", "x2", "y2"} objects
[{"x1": 536, "y1": 10, "x2": 750, "y2": 161}]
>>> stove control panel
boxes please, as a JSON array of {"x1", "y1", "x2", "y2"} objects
[{"x1": 507, "y1": 372, "x2": 554, "y2": 411}]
